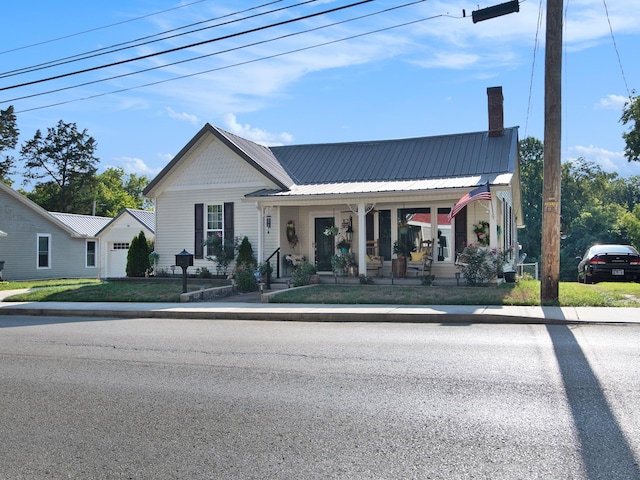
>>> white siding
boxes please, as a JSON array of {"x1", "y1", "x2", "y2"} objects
[
  {"x1": 0, "y1": 193, "x2": 99, "y2": 281},
  {"x1": 152, "y1": 135, "x2": 279, "y2": 275},
  {"x1": 98, "y1": 213, "x2": 154, "y2": 278}
]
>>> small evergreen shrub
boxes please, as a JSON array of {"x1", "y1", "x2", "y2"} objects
[
  {"x1": 291, "y1": 261, "x2": 318, "y2": 287},
  {"x1": 234, "y1": 265, "x2": 258, "y2": 292},
  {"x1": 126, "y1": 231, "x2": 152, "y2": 277},
  {"x1": 236, "y1": 236, "x2": 257, "y2": 269}
]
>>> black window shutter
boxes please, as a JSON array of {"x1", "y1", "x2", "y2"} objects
[
  {"x1": 224, "y1": 202, "x2": 234, "y2": 257},
  {"x1": 194, "y1": 203, "x2": 204, "y2": 259}
]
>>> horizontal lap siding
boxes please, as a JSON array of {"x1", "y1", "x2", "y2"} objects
[{"x1": 0, "y1": 196, "x2": 98, "y2": 281}]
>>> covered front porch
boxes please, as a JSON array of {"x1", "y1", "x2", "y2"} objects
[{"x1": 250, "y1": 185, "x2": 517, "y2": 283}]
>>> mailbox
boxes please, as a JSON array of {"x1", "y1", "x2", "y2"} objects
[
  {"x1": 175, "y1": 249, "x2": 194, "y2": 269},
  {"x1": 175, "y1": 250, "x2": 194, "y2": 293}
]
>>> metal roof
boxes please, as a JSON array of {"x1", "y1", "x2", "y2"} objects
[
  {"x1": 123, "y1": 208, "x2": 155, "y2": 233},
  {"x1": 49, "y1": 212, "x2": 112, "y2": 237},
  {"x1": 270, "y1": 127, "x2": 518, "y2": 185}
]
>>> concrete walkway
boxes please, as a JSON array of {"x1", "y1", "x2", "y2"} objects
[{"x1": 0, "y1": 288, "x2": 638, "y2": 324}]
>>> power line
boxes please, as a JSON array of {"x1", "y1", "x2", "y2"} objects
[
  {"x1": 4, "y1": 0, "x2": 429, "y2": 105},
  {"x1": 0, "y1": 0, "x2": 301, "y2": 80},
  {"x1": 15, "y1": 10, "x2": 447, "y2": 113},
  {"x1": 602, "y1": 0, "x2": 631, "y2": 99},
  {"x1": 0, "y1": 0, "x2": 373, "y2": 93},
  {"x1": 0, "y1": 0, "x2": 212, "y2": 56}
]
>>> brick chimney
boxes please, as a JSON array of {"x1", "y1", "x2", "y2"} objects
[{"x1": 487, "y1": 86, "x2": 504, "y2": 137}]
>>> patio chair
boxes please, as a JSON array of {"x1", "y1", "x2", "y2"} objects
[
  {"x1": 406, "y1": 239, "x2": 434, "y2": 277},
  {"x1": 365, "y1": 240, "x2": 384, "y2": 277}
]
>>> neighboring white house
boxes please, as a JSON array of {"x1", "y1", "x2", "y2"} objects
[
  {"x1": 0, "y1": 181, "x2": 155, "y2": 280},
  {"x1": 95, "y1": 209, "x2": 155, "y2": 278},
  {"x1": 143, "y1": 86, "x2": 523, "y2": 280}
]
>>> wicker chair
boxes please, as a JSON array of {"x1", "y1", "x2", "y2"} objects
[
  {"x1": 406, "y1": 239, "x2": 434, "y2": 277},
  {"x1": 365, "y1": 240, "x2": 384, "y2": 277}
]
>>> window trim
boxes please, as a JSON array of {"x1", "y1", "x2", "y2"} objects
[
  {"x1": 86, "y1": 240, "x2": 97, "y2": 268},
  {"x1": 37, "y1": 233, "x2": 51, "y2": 269}
]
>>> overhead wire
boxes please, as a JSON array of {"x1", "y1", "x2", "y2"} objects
[
  {"x1": 15, "y1": 10, "x2": 446, "y2": 113},
  {"x1": 0, "y1": 0, "x2": 305, "y2": 80},
  {"x1": 601, "y1": 0, "x2": 631, "y2": 99},
  {"x1": 0, "y1": 0, "x2": 373, "y2": 93},
  {"x1": 3, "y1": 0, "x2": 429, "y2": 105},
  {"x1": 0, "y1": 0, "x2": 213, "y2": 56},
  {"x1": 524, "y1": 0, "x2": 544, "y2": 138}
]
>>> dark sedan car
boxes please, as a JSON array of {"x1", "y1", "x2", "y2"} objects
[{"x1": 576, "y1": 244, "x2": 640, "y2": 283}]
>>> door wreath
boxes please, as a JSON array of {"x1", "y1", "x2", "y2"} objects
[{"x1": 286, "y1": 221, "x2": 298, "y2": 246}]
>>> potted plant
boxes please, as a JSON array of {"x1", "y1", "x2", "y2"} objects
[
  {"x1": 257, "y1": 261, "x2": 273, "y2": 282},
  {"x1": 324, "y1": 225, "x2": 339, "y2": 237},
  {"x1": 336, "y1": 237, "x2": 350, "y2": 253}
]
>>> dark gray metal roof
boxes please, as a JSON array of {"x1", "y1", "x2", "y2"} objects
[{"x1": 270, "y1": 127, "x2": 518, "y2": 185}]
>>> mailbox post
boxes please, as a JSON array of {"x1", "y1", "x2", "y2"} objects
[{"x1": 175, "y1": 249, "x2": 194, "y2": 293}]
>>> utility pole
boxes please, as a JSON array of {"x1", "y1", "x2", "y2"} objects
[{"x1": 541, "y1": 0, "x2": 563, "y2": 302}]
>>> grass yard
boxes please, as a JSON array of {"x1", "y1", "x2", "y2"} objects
[{"x1": 2, "y1": 278, "x2": 640, "y2": 307}]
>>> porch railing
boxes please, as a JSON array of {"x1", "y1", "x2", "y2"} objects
[{"x1": 264, "y1": 248, "x2": 281, "y2": 289}]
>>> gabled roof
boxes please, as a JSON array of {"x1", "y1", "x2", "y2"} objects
[
  {"x1": 95, "y1": 208, "x2": 155, "y2": 236},
  {"x1": 49, "y1": 212, "x2": 112, "y2": 237},
  {"x1": 143, "y1": 123, "x2": 294, "y2": 196},
  {"x1": 144, "y1": 122, "x2": 519, "y2": 199},
  {"x1": 0, "y1": 182, "x2": 83, "y2": 237},
  {"x1": 270, "y1": 127, "x2": 518, "y2": 185}
]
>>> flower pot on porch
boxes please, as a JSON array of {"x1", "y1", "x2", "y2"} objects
[{"x1": 392, "y1": 257, "x2": 406, "y2": 278}]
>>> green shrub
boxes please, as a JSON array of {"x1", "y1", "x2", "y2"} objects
[
  {"x1": 292, "y1": 261, "x2": 318, "y2": 287},
  {"x1": 234, "y1": 265, "x2": 258, "y2": 292},
  {"x1": 126, "y1": 231, "x2": 152, "y2": 277},
  {"x1": 236, "y1": 236, "x2": 257, "y2": 269}
]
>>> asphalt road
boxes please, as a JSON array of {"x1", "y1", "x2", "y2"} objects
[{"x1": 1, "y1": 316, "x2": 639, "y2": 479}]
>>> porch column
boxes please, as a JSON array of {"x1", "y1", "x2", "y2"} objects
[
  {"x1": 489, "y1": 194, "x2": 498, "y2": 250},
  {"x1": 256, "y1": 204, "x2": 264, "y2": 263},
  {"x1": 357, "y1": 203, "x2": 367, "y2": 276}
]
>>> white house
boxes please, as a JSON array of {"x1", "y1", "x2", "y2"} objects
[{"x1": 143, "y1": 86, "x2": 523, "y2": 280}]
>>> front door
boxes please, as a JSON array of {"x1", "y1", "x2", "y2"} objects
[{"x1": 315, "y1": 217, "x2": 335, "y2": 271}]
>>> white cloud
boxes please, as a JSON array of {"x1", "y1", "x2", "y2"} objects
[
  {"x1": 117, "y1": 156, "x2": 164, "y2": 176},
  {"x1": 568, "y1": 144, "x2": 639, "y2": 176},
  {"x1": 223, "y1": 114, "x2": 293, "y2": 146},
  {"x1": 165, "y1": 107, "x2": 198, "y2": 125},
  {"x1": 595, "y1": 94, "x2": 627, "y2": 110}
]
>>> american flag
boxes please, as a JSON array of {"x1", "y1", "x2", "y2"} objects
[{"x1": 448, "y1": 183, "x2": 491, "y2": 221}]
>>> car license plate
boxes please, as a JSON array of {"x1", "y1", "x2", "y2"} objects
[{"x1": 612, "y1": 269, "x2": 624, "y2": 276}]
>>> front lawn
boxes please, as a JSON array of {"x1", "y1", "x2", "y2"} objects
[{"x1": 2, "y1": 279, "x2": 640, "y2": 307}]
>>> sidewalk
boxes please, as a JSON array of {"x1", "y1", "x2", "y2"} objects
[{"x1": 0, "y1": 290, "x2": 638, "y2": 324}]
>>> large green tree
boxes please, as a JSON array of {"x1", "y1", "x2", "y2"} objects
[
  {"x1": 20, "y1": 120, "x2": 98, "y2": 213},
  {"x1": 621, "y1": 91, "x2": 640, "y2": 162},
  {"x1": 93, "y1": 167, "x2": 150, "y2": 216},
  {"x1": 0, "y1": 105, "x2": 19, "y2": 185},
  {"x1": 518, "y1": 137, "x2": 544, "y2": 262}
]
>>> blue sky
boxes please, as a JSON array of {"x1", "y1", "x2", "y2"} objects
[{"x1": 2, "y1": 0, "x2": 639, "y2": 187}]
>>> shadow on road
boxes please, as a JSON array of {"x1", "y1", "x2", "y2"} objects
[{"x1": 546, "y1": 324, "x2": 639, "y2": 479}]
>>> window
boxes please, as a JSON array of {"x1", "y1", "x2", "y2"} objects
[
  {"x1": 86, "y1": 240, "x2": 97, "y2": 268},
  {"x1": 206, "y1": 204, "x2": 223, "y2": 256},
  {"x1": 436, "y1": 208, "x2": 452, "y2": 262},
  {"x1": 112, "y1": 242, "x2": 130, "y2": 250},
  {"x1": 37, "y1": 234, "x2": 51, "y2": 269}
]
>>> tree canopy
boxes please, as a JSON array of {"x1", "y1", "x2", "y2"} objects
[
  {"x1": 0, "y1": 106, "x2": 19, "y2": 185},
  {"x1": 20, "y1": 120, "x2": 98, "y2": 212},
  {"x1": 621, "y1": 91, "x2": 640, "y2": 162},
  {"x1": 518, "y1": 137, "x2": 640, "y2": 280}
]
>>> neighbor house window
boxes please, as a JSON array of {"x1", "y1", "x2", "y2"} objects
[
  {"x1": 37, "y1": 234, "x2": 51, "y2": 269},
  {"x1": 86, "y1": 240, "x2": 97, "y2": 268},
  {"x1": 206, "y1": 204, "x2": 223, "y2": 256}
]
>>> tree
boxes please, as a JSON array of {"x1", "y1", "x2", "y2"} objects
[
  {"x1": 0, "y1": 105, "x2": 19, "y2": 185},
  {"x1": 518, "y1": 137, "x2": 544, "y2": 262},
  {"x1": 126, "y1": 231, "x2": 152, "y2": 277},
  {"x1": 621, "y1": 91, "x2": 640, "y2": 162},
  {"x1": 20, "y1": 120, "x2": 98, "y2": 212},
  {"x1": 92, "y1": 167, "x2": 150, "y2": 216}
]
